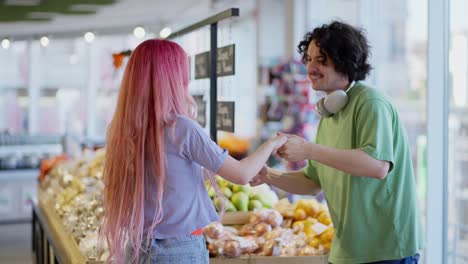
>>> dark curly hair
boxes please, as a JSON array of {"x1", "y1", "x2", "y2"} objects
[{"x1": 298, "y1": 21, "x2": 372, "y2": 82}]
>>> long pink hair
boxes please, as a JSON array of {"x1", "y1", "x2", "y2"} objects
[{"x1": 101, "y1": 39, "x2": 224, "y2": 263}]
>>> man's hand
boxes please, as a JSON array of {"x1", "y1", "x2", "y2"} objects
[
  {"x1": 277, "y1": 133, "x2": 310, "y2": 162},
  {"x1": 268, "y1": 135, "x2": 288, "y2": 154},
  {"x1": 249, "y1": 165, "x2": 269, "y2": 186}
]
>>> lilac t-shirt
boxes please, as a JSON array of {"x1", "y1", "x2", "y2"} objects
[{"x1": 144, "y1": 115, "x2": 228, "y2": 238}]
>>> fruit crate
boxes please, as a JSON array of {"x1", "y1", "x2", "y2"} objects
[{"x1": 221, "y1": 211, "x2": 252, "y2": 225}]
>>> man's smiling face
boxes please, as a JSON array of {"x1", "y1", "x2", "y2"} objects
[{"x1": 306, "y1": 40, "x2": 349, "y2": 94}]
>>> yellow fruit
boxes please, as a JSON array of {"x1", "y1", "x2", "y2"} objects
[
  {"x1": 292, "y1": 220, "x2": 306, "y2": 233},
  {"x1": 317, "y1": 211, "x2": 332, "y2": 226},
  {"x1": 304, "y1": 200, "x2": 320, "y2": 217},
  {"x1": 319, "y1": 227, "x2": 335, "y2": 242},
  {"x1": 323, "y1": 242, "x2": 331, "y2": 250},
  {"x1": 294, "y1": 208, "x2": 307, "y2": 221},
  {"x1": 305, "y1": 217, "x2": 318, "y2": 225},
  {"x1": 309, "y1": 237, "x2": 320, "y2": 248},
  {"x1": 304, "y1": 225, "x2": 317, "y2": 238},
  {"x1": 296, "y1": 199, "x2": 309, "y2": 210}
]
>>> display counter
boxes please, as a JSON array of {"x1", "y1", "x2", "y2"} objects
[{"x1": 33, "y1": 195, "x2": 328, "y2": 264}]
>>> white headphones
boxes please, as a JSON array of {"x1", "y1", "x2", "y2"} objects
[{"x1": 316, "y1": 81, "x2": 356, "y2": 118}]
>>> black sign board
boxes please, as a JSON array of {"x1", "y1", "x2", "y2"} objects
[
  {"x1": 193, "y1": 95, "x2": 207, "y2": 127},
  {"x1": 194, "y1": 52, "x2": 210, "y2": 79},
  {"x1": 216, "y1": 101, "x2": 235, "y2": 132},
  {"x1": 194, "y1": 44, "x2": 235, "y2": 79},
  {"x1": 216, "y1": 44, "x2": 235, "y2": 77}
]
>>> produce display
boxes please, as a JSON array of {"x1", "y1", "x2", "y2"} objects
[
  {"x1": 206, "y1": 176, "x2": 279, "y2": 212},
  {"x1": 204, "y1": 199, "x2": 334, "y2": 258},
  {"x1": 38, "y1": 150, "x2": 333, "y2": 262},
  {"x1": 39, "y1": 149, "x2": 108, "y2": 260}
]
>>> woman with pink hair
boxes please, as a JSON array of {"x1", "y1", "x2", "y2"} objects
[{"x1": 102, "y1": 39, "x2": 286, "y2": 263}]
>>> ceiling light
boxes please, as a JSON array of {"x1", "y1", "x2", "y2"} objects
[
  {"x1": 159, "y1": 27, "x2": 172, "y2": 39},
  {"x1": 133, "y1": 26, "x2": 146, "y2": 39},
  {"x1": 1, "y1": 39, "x2": 10, "y2": 49},
  {"x1": 40, "y1": 36, "x2": 49, "y2": 47},
  {"x1": 84, "y1": 32, "x2": 95, "y2": 43}
]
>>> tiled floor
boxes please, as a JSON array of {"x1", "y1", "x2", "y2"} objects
[{"x1": 0, "y1": 223, "x2": 33, "y2": 264}]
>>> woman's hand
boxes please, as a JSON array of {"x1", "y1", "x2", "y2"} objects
[{"x1": 268, "y1": 135, "x2": 287, "y2": 154}]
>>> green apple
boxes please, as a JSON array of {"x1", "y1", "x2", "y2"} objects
[
  {"x1": 217, "y1": 177, "x2": 229, "y2": 188},
  {"x1": 226, "y1": 200, "x2": 237, "y2": 212},
  {"x1": 221, "y1": 187, "x2": 233, "y2": 199},
  {"x1": 213, "y1": 197, "x2": 221, "y2": 211},
  {"x1": 231, "y1": 192, "x2": 249, "y2": 212},
  {"x1": 207, "y1": 187, "x2": 215, "y2": 198},
  {"x1": 249, "y1": 194, "x2": 273, "y2": 208},
  {"x1": 248, "y1": 200, "x2": 263, "y2": 211},
  {"x1": 213, "y1": 197, "x2": 237, "y2": 212},
  {"x1": 232, "y1": 184, "x2": 250, "y2": 193}
]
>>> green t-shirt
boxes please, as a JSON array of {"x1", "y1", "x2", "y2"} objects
[{"x1": 304, "y1": 82, "x2": 424, "y2": 264}]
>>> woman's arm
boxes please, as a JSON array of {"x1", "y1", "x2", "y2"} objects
[{"x1": 216, "y1": 136, "x2": 286, "y2": 185}]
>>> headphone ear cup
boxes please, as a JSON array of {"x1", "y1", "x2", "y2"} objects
[
  {"x1": 324, "y1": 90, "x2": 348, "y2": 114},
  {"x1": 316, "y1": 98, "x2": 333, "y2": 117},
  {"x1": 316, "y1": 90, "x2": 349, "y2": 118}
]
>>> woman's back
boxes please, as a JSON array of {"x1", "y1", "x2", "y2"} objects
[{"x1": 144, "y1": 115, "x2": 227, "y2": 238}]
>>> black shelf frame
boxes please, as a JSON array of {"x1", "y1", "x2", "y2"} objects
[{"x1": 169, "y1": 8, "x2": 239, "y2": 142}]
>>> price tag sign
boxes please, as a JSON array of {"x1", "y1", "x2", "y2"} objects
[
  {"x1": 216, "y1": 44, "x2": 235, "y2": 77},
  {"x1": 194, "y1": 44, "x2": 235, "y2": 79},
  {"x1": 216, "y1": 101, "x2": 235, "y2": 132},
  {"x1": 194, "y1": 52, "x2": 210, "y2": 79}
]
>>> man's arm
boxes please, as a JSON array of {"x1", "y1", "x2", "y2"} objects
[
  {"x1": 307, "y1": 144, "x2": 389, "y2": 179},
  {"x1": 278, "y1": 135, "x2": 390, "y2": 180},
  {"x1": 251, "y1": 167, "x2": 321, "y2": 195}
]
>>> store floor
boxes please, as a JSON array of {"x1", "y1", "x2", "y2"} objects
[{"x1": 0, "y1": 222, "x2": 33, "y2": 264}]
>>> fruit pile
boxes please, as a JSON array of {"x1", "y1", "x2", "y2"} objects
[
  {"x1": 205, "y1": 176, "x2": 279, "y2": 212},
  {"x1": 39, "y1": 149, "x2": 108, "y2": 260},
  {"x1": 275, "y1": 198, "x2": 334, "y2": 251},
  {"x1": 203, "y1": 203, "x2": 334, "y2": 258}
]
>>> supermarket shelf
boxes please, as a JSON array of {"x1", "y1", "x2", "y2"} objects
[
  {"x1": 32, "y1": 202, "x2": 69, "y2": 264},
  {"x1": 0, "y1": 144, "x2": 62, "y2": 156},
  {"x1": 0, "y1": 170, "x2": 38, "y2": 223},
  {"x1": 0, "y1": 169, "x2": 39, "y2": 180},
  {"x1": 0, "y1": 217, "x2": 31, "y2": 225},
  {"x1": 34, "y1": 190, "x2": 89, "y2": 264}
]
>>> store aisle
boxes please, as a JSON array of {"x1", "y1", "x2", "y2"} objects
[{"x1": 0, "y1": 223, "x2": 33, "y2": 264}]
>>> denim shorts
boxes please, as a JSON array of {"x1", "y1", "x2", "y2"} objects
[{"x1": 124, "y1": 235, "x2": 209, "y2": 264}]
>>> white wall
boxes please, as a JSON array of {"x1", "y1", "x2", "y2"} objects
[{"x1": 257, "y1": 0, "x2": 286, "y2": 65}]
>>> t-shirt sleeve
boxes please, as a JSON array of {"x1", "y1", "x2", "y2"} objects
[
  {"x1": 303, "y1": 160, "x2": 320, "y2": 186},
  {"x1": 356, "y1": 99, "x2": 394, "y2": 171},
  {"x1": 179, "y1": 119, "x2": 229, "y2": 173}
]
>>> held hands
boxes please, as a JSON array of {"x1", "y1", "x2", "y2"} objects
[
  {"x1": 250, "y1": 133, "x2": 310, "y2": 186},
  {"x1": 268, "y1": 134, "x2": 288, "y2": 153},
  {"x1": 249, "y1": 135, "x2": 286, "y2": 187},
  {"x1": 276, "y1": 132, "x2": 309, "y2": 162},
  {"x1": 249, "y1": 165, "x2": 268, "y2": 186}
]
